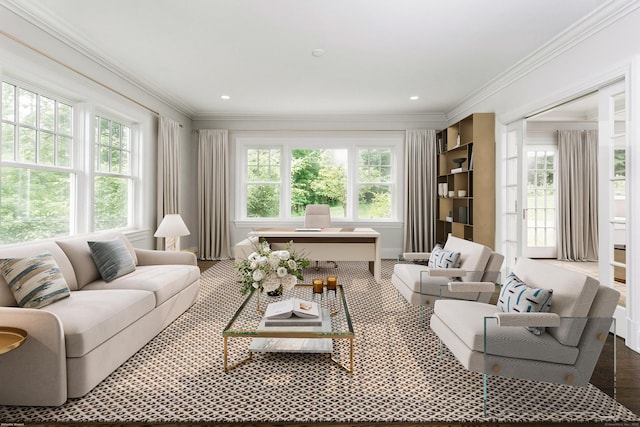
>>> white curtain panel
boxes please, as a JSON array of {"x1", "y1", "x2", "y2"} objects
[
  {"x1": 403, "y1": 129, "x2": 437, "y2": 252},
  {"x1": 557, "y1": 130, "x2": 599, "y2": 261},
  {"x1": 198, "y1": 129, "x2": 231, "y2": 260},
  {"x1": 156, "y1": 116, "x2": 181, "y2": 249}
]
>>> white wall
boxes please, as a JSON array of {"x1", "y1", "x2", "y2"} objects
[{"x1": 0, "y1": 4, "x2": 194, "y2": 249}]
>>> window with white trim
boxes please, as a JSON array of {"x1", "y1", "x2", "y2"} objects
[
  {"x1": 1, "y1": 78, "x2": 139, "y2": 244},
  {"x1": 1, "y1": 81, "x2": 75, "y2": 243},
  {"x1": 237, "y1": 134, "x2": 401, "y2": 221},
  {"x1": 94, "y1": 115, "x2": 134, "y2": 230}
]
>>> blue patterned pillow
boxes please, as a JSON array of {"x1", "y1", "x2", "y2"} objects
[
  {"x1": 428, "y1": 245, "x2": 460, "y2": 269},
  {"x1": 88, "y1": 238, "x2": 136, "y2": 282},
  {"x1": 498, "y1": 272, "x2": 553, "y2": 335},
  {"x1": 0, "y1": 252, "x2": 71, "y2": 308}
]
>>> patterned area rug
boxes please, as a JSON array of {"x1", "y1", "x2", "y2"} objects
[{"x1": 1, "y1": 260, "x2": 638, "y2": 424}]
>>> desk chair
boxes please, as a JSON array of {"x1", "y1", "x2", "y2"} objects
[{"x1": 304, "y1": 204, "x2": 337, "y2": 269}]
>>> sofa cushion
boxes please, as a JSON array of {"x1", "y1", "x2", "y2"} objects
[
  {"x1": 0, "y1": 252, "x2": 71, "y2": 308},
  {"x1": 497, "y1": 272, "x2": 553, "y2": 335},
  {"x1": 434, "y1": 299, "x2": 579, "y2": 365},
  {"x1": 392, "y1": 263, "x2": 479, "y2": 300},
  {"x1": 428, "y1": 245, "x2": 460, "y2": 269},
  {"x1": 513, "y1": 258, "x2": 600, "y2": 346},
  {"x1": 81, "y1": 264, "x2": 200, "y2": 307},
  {"x1": 88, "y1": 238, "x2": 136, "y2": 282},
  {"x1": 56, "y1": 232, "x2": 138, "y2": 289},
  {"x1": 0, "y1": 241, "x2": 79, "y2": 307},
  {"x1": 42, "y1": 289, "x2": 155, "y2": 357}
]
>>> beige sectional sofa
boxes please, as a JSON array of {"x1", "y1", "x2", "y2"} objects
[{"x1": 0, "y1": 232, "x2": 200, "y2": 406}]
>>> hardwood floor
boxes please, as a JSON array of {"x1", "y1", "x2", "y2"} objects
[{"x1": 593, "y1": 334, "x2": 640, "y2": 416}]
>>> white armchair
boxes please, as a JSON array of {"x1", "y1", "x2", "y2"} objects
[
  {"x1": 392, "y1": 235, "x2": 504, "y2": 324},
  {"x1": 431, "y1": 257, "x2": 619, "y2": 415}
]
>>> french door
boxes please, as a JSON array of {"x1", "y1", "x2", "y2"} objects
[
  {"x1": 598, "y1": 80, "x2": 628, "y2": 337},
  {"x1": 523, "y1": 146, "x2": 557, "y2": 258},
  {"x1": 503, "y1": 120, "x2": 524, "y2": 274}
]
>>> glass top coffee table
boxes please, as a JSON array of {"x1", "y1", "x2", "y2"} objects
[{"x1": 222, "y1": 284, "x2": 354, "y2": 373}]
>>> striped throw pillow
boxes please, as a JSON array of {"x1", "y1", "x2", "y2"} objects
[
  {"x1": 428, "y1": 245, "x2": 460, "y2": 269},
  {"x1": 498, "y1": 272, "x2": 553, "y2": 335},
  {"x1": 88, "y1": 238, "x2": 136, "y2": 282},
  {"x1": 0, "y1": 252, "x2": 71, "y2": 308}
]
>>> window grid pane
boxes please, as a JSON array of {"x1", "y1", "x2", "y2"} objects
[
  {"x1": 357, "y1": 148, "x2": 392, "y2": 219},
  {"x1": 94, "y1": 115, "x2": 134, "y2": 230},
  {"x1": 526, "y1": 150, "x2": 555, "y2": 247}
]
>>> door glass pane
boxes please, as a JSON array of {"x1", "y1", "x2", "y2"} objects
[{"x1": 526, "y1": 149, "x2": 556, "y2": 249}]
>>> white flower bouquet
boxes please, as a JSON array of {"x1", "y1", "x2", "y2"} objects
[{"x1": 234, "y1": 240, "x2": 310, "y2": 295}]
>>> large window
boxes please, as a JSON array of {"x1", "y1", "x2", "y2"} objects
[
  {"x1": 1, "y1": 79, "x2": 138, "y2": 244},
  {"x1": 239, "y1": 135, "x2": 400, "y2": 221},
  {"x1": 246, "y1": 147, "x2": 281, "y2": 218},
  {"x1": 290, "y1": 148, "x2": 347, "y2": 218},
  {"x1": 1, "y1": 82, "x2": 74, "y2": 244},
  {"x1": 358, "y1": 148, "x2": 392, "y2": 219},
  {"x1": 94, "y1": 115, "x2": 133, "y2": 231}
]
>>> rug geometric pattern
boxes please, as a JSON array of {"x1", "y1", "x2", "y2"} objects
[{"x1": 0, "y1": 260, "x2": 638, "y2": 424}]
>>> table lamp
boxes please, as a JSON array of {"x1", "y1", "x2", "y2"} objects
[{"x1": 154, "y1": 214, "x2": 190, "y2": 251}]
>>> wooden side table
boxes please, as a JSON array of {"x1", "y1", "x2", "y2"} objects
[{"x1": 0, "y1": 326, "x2": 27, "y2": 355}]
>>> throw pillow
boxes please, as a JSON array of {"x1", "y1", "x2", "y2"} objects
[
  {"x1": 428, "y1": 244, "x2": 461, "y2": 269},
  {"x1": 497, "y1": 272, "x2": 553, "y2": 335},
  {"x1": 0, "y1": 252, "x2": 71, "y2": 308},
  {"x1": 88, "y1": 238, "x2": 136, "y2": 282}
]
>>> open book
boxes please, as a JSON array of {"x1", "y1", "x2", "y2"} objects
[{"x1": 264, "y1": 298, "x2": 320, "y2": 319}]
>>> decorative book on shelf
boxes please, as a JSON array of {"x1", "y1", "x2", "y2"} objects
[{"x1": 264, "y1": 298, "x2": 321, "y2": 326}]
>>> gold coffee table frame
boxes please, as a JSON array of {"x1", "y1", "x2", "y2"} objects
[{"x1": 223, "y1": 284, "x2": 354, "y2": 373}]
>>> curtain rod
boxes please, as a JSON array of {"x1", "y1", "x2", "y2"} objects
[
  {"x1": 1, "y1": 30, "x2": 183, "y2": 128},
  {"x1": 193, "y1": 129, "x2": 407, "y2": 133},
  {"x1": 525, "y1": 90, "x2": 598, "y2": 120}
]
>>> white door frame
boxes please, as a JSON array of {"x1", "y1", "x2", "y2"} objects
[{"x1": 499, "y1": 57, "x2": 639, "y2": 352}]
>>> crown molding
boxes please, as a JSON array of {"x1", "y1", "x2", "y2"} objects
[
  {"x1": 0, "y1": 0, "x2": 196, "y2": 117},
  {"x1": 191, "y1": 112, "x2": 447, "y2": 124},
  {"x1": 446, "y1": 0, "x2": 640, "y2": 124}
]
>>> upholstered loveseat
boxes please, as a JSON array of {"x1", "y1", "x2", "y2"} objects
[{"x1": 0, "y1": 232, "x2": 200, "y2": 406}]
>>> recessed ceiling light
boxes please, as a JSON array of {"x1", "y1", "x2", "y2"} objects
[
  {"x1": 221, "y1": 95, "x2": 230, "y2": 100},
  {"x1": 311, "y1": 48, "x2": 326, "y2": 57},
  {"x1": 410, "y1": 96, "x2": 419, "y2": 100}
]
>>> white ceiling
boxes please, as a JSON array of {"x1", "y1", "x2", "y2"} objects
[{"x1": 7, "y1": 0, "x2": 609, "y2": 117}]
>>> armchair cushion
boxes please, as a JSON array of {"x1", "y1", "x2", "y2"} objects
[
  {"x1": 393, "y1": 264, "x2": 479, "y2": 300},
  {"x1": 428, "y1": 245, "x2": 460, "y2": 269},
  {"x1": 443, "y1": 236, "x2": 492, "y2": 282},
  {"x1": 433, "y1": 300, "x2": 579, "y2": 365},
  {"x1": 0, "y1": 252, "x2": 71, "y2": 309},
  {"x1": 497, "y1": 272, "x2": 553, "y2": 335},
  {"x1": 513, "y1": 258, "x2": 600, "y2": 346}
]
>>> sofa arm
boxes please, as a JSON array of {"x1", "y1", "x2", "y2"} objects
[
  {"x1": 135, "y1": 248, "x2": 197, "y2": 266},
  {"x1": 0, "y1": 307, "x2": 67, "y2": 406},
  {"x1": 493, "y1": 312, "x2": 561, "y2": 328},
  {"x1": 448, "y1": 281, "x2": 496, "y2": 293}
]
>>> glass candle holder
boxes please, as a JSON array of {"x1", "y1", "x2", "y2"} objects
[
  {"x1": 326, "y1": 275, "x2": 337, "y2": 294},
  {"x1": 312, "y1": 278, "x2": 324, "y2": 294}
]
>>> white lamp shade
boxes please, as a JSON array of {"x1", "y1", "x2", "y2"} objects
[{"x1": 154, "y1": 214, "x2": 190, "y2": 238}]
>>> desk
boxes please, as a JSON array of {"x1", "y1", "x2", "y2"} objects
[{"x1": 249, "y1": 227, "x2": 381, "y2": 283}]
